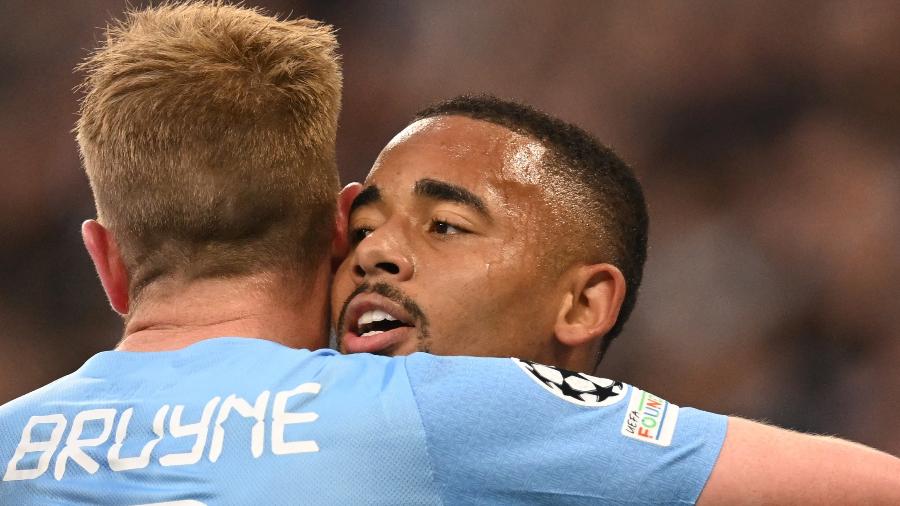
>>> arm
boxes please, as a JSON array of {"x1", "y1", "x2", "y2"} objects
[{"x1": 698, "y1": 417, "x2": 900, "y2": 505}]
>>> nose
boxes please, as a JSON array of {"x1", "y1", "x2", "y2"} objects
[{"x1": 352, "y1": 226, "x2": 413, "y2": 283}]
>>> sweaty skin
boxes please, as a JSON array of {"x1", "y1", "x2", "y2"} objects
[{"x1": 332, "y1": 116, "x2": 582, "y2": 363}]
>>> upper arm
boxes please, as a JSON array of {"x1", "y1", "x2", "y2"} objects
[{"x1": 698, "y1": 417, "x2": 900, "y2": 505}]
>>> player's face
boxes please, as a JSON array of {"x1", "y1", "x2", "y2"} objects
[{"x1": 332, "y1": 116, "x2": 570, "y2": 360}]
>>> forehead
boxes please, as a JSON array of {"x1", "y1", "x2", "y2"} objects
[{"x1": 367, "y1": 116, "x2": 551, "y2": 199}]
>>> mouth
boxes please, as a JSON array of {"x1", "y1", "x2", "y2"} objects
[
  {"x1": 356, "y1": 308, "x2": 408, "y2": 337},
  {"x1": 339, "y1": 293, "x2": 417, "y2": 355}
]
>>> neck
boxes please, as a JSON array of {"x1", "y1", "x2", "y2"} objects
[
  {"x1": 549, "y1": 339, "x2": 603, "y2": 374},
  {"x1": 117, "y1": 268, "x2": 330, "y2": 352}
]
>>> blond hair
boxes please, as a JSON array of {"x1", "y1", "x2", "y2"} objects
[{"x1": 76, "y1": 1, "x2": 342, "y2": 300}]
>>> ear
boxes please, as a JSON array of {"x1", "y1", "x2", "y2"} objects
[
  {"x1": 554, "y1": 263, "x2": 626, "y2": 349},
  {"x1": 82, "y1": 219, "x2": 130, "y2": 315},
  {"x1": 331, "y1": 182, "x2": 363, "y2": 270}
]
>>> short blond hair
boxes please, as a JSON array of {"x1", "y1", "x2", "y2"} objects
[{"x1": 76, "y1": 1, "x2": 342, "y2": 300}]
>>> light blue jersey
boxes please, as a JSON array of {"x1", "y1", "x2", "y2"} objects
[{"x1": 0, "y1": 337, "x2": 726, "y2": 504}]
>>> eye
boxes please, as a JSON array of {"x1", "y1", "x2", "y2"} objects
[
  {"x1": 349, "y1": 227, "x2": 373, "y2": 245},
  {"x1": 429, "y1": 219, "x2": 469, "y2": 236}
]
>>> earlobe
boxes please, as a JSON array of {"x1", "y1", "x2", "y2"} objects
[
  {"x1": 554, "y1": 264, "x2": 626, "y2": 349},
  {"x1": 331, "y1": 183, "x2": 363, "y2": 269},
  {"x1": 82, "y1": 220, "x2": 130, "y2": 315}
]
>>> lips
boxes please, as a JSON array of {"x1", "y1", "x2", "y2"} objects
[{"x1": 339, "y1": 293, "x2": 416, "y2": 354}]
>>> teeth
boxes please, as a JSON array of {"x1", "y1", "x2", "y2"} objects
[
  {"x1": 360, "y1": 330, "x2": 384, "y2": 337},
  {"x1": 357, "y1": 309, "x2": 397, "y2": 329}
]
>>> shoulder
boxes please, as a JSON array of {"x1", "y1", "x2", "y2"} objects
[
  {"x1": 405, "y1": 354, "x2": 726, "y2": 445},
  {"x1": 0, "y1": 373, "x2": 76, "y2": 418},
  {"x1": 403, "y1": 355, "x2": 728, "y2": 503},
  {"x1": 405, "y1": 354, "x2": 634, "y2": 410}
]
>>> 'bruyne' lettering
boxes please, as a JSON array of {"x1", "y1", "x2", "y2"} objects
[{"x1": 3, "y1": 383, "x2": 321, "y2": 481}]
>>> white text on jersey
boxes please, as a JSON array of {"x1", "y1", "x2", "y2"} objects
[{"x1": 3, "y1": 382, "x2": 321, "y2": 481}]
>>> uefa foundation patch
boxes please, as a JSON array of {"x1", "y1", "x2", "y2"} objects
[
  {"x1": 620, "y1": 388, "x2": 680, "y2": 446},
  {"x1": 511, "y1": 358, "x2": 626, "y2": 407}
]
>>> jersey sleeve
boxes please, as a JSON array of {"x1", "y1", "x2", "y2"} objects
[{"x1": 404, "y1": 354, "x2": 727, "y2": 505}]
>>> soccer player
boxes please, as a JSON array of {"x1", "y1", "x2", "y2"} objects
[
  {"x1": 331, "y1": 95, "x2": 900, "y2": 504},
  {"x1": 1, "y1": 3, "x2": 729, "y2": 504}
]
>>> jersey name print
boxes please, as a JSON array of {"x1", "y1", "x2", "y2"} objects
[{"x1": 4, "y1": 383, "x2": 321, "y2": 482}]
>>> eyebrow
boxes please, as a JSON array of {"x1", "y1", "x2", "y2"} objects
[
  {"x1": 350, "y1": 185, "x2": 381, "y2": 214},
  {"x1": 349, "y1": 178, "x2": 491, "y2": 219},
  {"x1": 414, "y1": 178, "x2": 490, "y2": 218}
]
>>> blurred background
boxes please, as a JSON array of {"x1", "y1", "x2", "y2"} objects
[{"x1": 1, "y1": 1, "x2": 898, "y2": 453}]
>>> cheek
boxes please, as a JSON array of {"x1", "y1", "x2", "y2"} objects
[
  {"x1": 452, "y1": 260, "x2": 534, "y2": 320},
  {"x1": 482, "y1": 260, "x2": 558, "y2": 328},
  {"x1": 436, "y1": 245, "x2": 515, "y2": 298},
  {"x1": 414, "y1": 243, "x2": 546, "y2": 333},
  {"x1": 330, "y1": 263, "x2": 355, "y2": 319},
  {"x1": 482, "y1": 234, "x2": 545, "y2": 287},
  {"x1": 416, "y1": 261, "x2": 505, "y2": 330}
]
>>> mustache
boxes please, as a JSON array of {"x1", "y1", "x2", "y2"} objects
[{"x1": 336, "y1": 281, "x2": 428, "y2": 337}]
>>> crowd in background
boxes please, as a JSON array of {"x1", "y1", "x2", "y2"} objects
[{"x1": 2, "y1": 1, "x2": 898, "y2": 453}]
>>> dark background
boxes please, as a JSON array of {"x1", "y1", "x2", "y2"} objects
[{"x1": 2, "y1": 1, "x2": 898, "y2": 454}]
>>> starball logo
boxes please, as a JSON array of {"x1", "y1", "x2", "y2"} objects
[{"x1": 620, "y1": 388, "x2": 680, "y2": 447}]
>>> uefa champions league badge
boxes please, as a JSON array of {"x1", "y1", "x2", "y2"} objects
[
  {"x1": 620, "y1": 388, "x2": 680, "y2": 446},
  {"x1": 511, "y1": 357, "x2": 627, "y2": 407}
]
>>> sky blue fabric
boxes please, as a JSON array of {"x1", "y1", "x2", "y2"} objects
[{"x1": 0, "y1": 337, "x2": 726, "y2": 505}]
